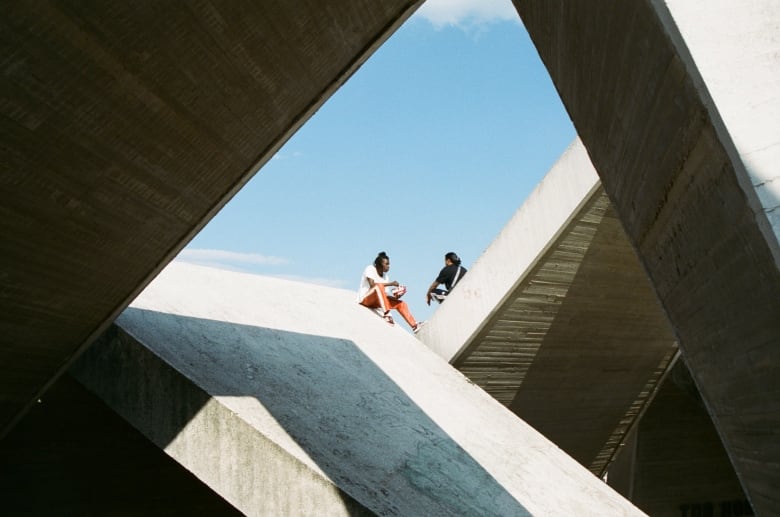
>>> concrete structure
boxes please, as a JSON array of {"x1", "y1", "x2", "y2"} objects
[
  {"x1": 513, "y1": 1, "x2": 780, "y2": 514},
  {"x1": 0, "y1": 373, "x2": 242, "y2": 516},
  {"x1": 70, "y1": 262, "x2": 642, "y2": 516},
  {"x1": 2, "y1": 1, "x2": 779, "y2": 515},
  {"x1": 0, "y1": 0, "x2": 423, "y2": 438},
  {"x1": 418, "y1": 139, "x2": 679, "y2": 476},
  {"x1": 606, "y1": 361, "x2": 750, "y2": 517}
]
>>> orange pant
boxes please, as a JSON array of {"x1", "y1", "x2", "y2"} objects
[{"x1": 359, "y1": 284, "x2": 417, "y2": 328}]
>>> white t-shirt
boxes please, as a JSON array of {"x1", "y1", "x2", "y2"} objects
[{"x1": 357, "y1": 264, "x2": 390, "y2": 301}]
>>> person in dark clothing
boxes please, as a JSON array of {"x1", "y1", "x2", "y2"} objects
[{"x1": 425, "y1": 252, "x2": 467, "y2": 305}]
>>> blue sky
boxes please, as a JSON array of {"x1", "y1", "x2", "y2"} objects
[{"x1": 178, "y1": 0, "x2": 575, "y2": 324}]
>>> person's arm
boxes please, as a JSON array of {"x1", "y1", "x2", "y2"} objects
[
  {"x1": 425, "y1": 280, "x2": 439, "y2": 305},
  {"x1": 367, "y1": 275, "x2": 398, "y2": 289}
]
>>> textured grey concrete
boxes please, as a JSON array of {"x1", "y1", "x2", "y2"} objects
[
  {"x1": 0, "y1": 374, "x2": 242, "y2": 516},
  {"x1": 0, "y1": 0, "x2": 421, "y2": 438},
  {"x1": 607, "y1": 361, "x2": 749, "y2": 517},
  {"x1": 418, "y1": 139, "x2": 678, "y2": 476},
  {"x1": 72, "y1": 262, "x2": 644, "y2": 516},
  {"x1": 514, "y1": 1, "x2": 780, "y2": 513},
  {"x1": 660, "y1": 0, "x2": 780, "y2": 243}
]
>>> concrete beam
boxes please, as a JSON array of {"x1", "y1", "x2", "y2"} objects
[
  {"x1": 0, "y1": 374, "x2": 241, "y2": 515},
  {"x1": 514, "y1": 1, "x2": 780, "y2": 513},
  {"x1": 0, "y1": 0, "x2": 421, "y2": 437},
  {"x1": 418, "y1": 139, "x2": 602, "y2": 362},
  {"x1": 71, "y1": 262, "x2": 643, "y2": 516},
  {"x1": 419, "y1": 139, "x2": 678, "y2": 475}
]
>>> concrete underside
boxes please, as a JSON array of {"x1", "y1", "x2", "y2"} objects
[
  {"x1": 419, "y1": 140, "x2": 678, "y2": 477},
  {"x1": 607, "y1": 360, "x2": 750, "y2": 517},
  {"x1": 0, "y1": 373, "x2": 242, "y2": 516},
  {"x1": 0, "y1": 0, "x2": 421, "y2": 437},
  {"x1": 514, "y1": 0, "x2": 780, "y2": 513},
  {"x1": 70, "y1": 262, "x2": 642, "y2": 516}
]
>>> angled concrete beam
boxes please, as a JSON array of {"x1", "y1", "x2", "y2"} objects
[
  {"x1": 71, "y1": 262, "x2": 643, "y2": 516},
  {"x1": 0, "y1": 374, "x2": 241, "y2": 515},
  {"x1": 514, "y1": 1, "x2": 780, "y2": 513},
  {"x1": 418, "y1": 139, "x2": 678, "y2": 475},
  {"x1": 0, "y1": 0, "x2": 421, "y2": 437},
  {"x1": 418, "y1": 139, "x2": 602, "y2": 362}
]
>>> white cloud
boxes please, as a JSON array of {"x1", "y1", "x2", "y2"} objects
[
  {"x1": 176, "y1": 248, "x2": 288, "y2": 267},
  {"x1": 414, "y1": 0, "x2": 519, "y2": 30},
  {"x1": 271, "y1": 150, "x2": 303, "y2": 161},
  {"x1": 174, "y1": 249, "x2": 347, "y2": 288},
  {"x1": 272, "y1": 274, "x2": 348, "y2": 289}
]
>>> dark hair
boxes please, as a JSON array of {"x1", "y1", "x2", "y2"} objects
[
  {"x1": 374, "y1": 251, "x2": 389, "y2": 268},
  {"x1": 445, "y1": 252, "x2": 461, "y2": 266}
]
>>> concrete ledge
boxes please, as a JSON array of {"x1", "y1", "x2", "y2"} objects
[
  {"x1": 72, "y1": 262, "x2": 642, "y2": 516},
  {"x1": 417, "y1": 138, "x2": 600, "y2": 361}
]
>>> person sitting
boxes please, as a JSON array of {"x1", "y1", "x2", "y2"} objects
[
  {"x1": 425, "y1": 252, "x2": 467, "y2": 305},
  {"x1": 358, "y1": 251, "x2": 423, "y2": 333}
]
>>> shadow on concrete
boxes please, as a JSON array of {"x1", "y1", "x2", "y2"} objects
[
  {"x1": 509, "y1": 202, "x2": 676, "y2": 471},
  {"x1": 0, "y1": 373, "x2": 242, "y2": 516},
  {"x1": 71, "y1": 308, "x2": 530, "y2": 516}
]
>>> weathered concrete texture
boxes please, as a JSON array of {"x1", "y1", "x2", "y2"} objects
[
  {"x1": 608, "y1": 361, "x2": 750, "y2": 517},
  {"x1": 514, "y1": 1, "x2": 780, "y2": 513},
  {"x1": 0, "y1": 0, "x2": 421, "y2": 438},
  {"x1": 418, "y1": 139, "x2": 678, "y2": 476},
  {"x1": 0, "y1": 373, "x2": 241, "y2": 516},
  {"x1": 418, "y1": 139, "x2": 602, "y2": 362},
  {"x1": 72, "y1": 262, "x2": 644, "y2": 516},
  {"x1": 659, "y1": 0, "x2": 780, "y2": 245}
]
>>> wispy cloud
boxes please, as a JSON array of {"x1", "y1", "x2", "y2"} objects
[
  {"x1": 414, "y1": 0, "x2": 519, "y2": 30},
  {"x1": 176, "y1": 248, "x2": 288, "y2": 267},
  {"x1": 272, "y1": 150, "x2": 303, "y2": 161},
  {"x1": 272, "y1": 274, "x2": 348, "y2": 289},
  {"x1": 174, "y1": 248, "x2": 348, "y2": 289}
]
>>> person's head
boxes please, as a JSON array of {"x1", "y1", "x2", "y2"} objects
[
  {"x1": 374, "y1": 251, "x2": 390, "y2": 273},
  {"x1": 445, "y1": 252, "x2": 461, "y2": 266}
]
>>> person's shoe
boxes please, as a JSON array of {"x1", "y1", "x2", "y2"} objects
[
  {"x1": 413, "y1": 321, "x2": 425, "y2": 333},
  {"x1": 383, "y1": 314, "x2": 395, "y2": 325}
]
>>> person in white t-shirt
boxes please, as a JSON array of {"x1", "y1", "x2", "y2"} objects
[{"x1": 358, "y1": 251, "x2": 422, "y2": 333}]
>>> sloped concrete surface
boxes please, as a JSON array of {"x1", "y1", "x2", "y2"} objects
[
  {"x1": 418, "y1": 139, "x2": 602, "y2": 361},
  {"x1": 419, "y1": 139, "x2": 678, "y2": 476},
  {"x1": 72, "y1": 262, "x2": 643, "y2": 516}
]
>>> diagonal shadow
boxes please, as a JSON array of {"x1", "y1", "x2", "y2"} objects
[{"x1": 72, "y1": 307, "x2": 530, "y2": 516}]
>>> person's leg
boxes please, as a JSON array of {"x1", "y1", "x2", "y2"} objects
[
  {"x1": 431, "y1": 288, "x2": 448, "y2": 304},
  {"x1": 359, "y1": 285, "x2": 388, "y2": 313},
  {"x1": 387, "y1": 298, "x2": 418, "y2": 329},
  {"x1": 360, "y1": 286, "x2": 395, "y2": 324}
]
